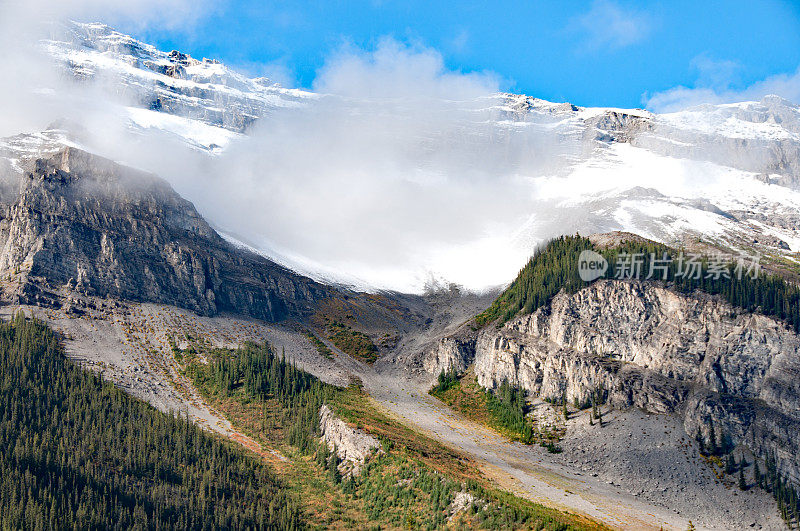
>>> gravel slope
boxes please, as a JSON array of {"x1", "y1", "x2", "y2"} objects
[{"x1": 4, "y1": 297, "x2": 785, "y2": 530}]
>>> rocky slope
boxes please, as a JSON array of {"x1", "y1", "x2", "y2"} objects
[
  {"x1": 0, "y1": 144, "x2": 327, "y2": 321},
  {"x1": 30, "y1": 22, "x2": 800, "y2": 293},
  {"x1": 427, "y1": 280, "x2": 800, "y2": 484}
]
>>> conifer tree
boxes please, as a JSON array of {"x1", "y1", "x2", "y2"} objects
[
  {"x1": 726, "y1": 454, "x2": 736, "y2": 475},
  {"x1": 708, "y1": 422, "x2": 718, "y2": 455},
  {"x1": 0, "y1": 316, "x2": 302, "y2": 529},
  {"x1": 754, "y1": 461, "x2": 762, "y2": 488},
  {"x1": 696, "y1": 428, "x2": 706, "y2": 455}
]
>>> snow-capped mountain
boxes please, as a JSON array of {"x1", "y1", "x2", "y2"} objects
[
  {"x1": 42, "y1": 21, "x2": 316, "y2": 151},
  {"x1": 9, "y1": 20, "x2": 800, "y2": 292}
]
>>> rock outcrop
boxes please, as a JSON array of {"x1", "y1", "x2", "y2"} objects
[
  {"x1": 319, "y1": 404, "x2": 381, "y2": 476},
  {"x1": 0, "y1": 147, "x2": 328, "y2": 322},
  {"x1": 422, "y1": 329, "x2": 477, "y2": 376},
  {"x1": 428, "y1": 280, "x2": 800, "y2": 483}
]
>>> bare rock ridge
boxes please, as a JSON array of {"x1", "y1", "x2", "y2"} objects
[
  {"x1": 427, "y1": 280, "x2": 800, "y2": 484},
  {"x1": 51, "y1": 21, "x2": 311, "y2": 135},
  {"x1": 0, "y1": 147, "x2": 327, "y2": 321},
  {"x1": 319, "y1": 404, "x2": 382, "y2": 476}
]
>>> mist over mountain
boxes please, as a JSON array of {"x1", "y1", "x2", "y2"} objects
[
  {"x1": 2, "y1": 20, "x2": 800, "y2": 293},
  {"x1": 3, "y1": 5, "x2": 800, "y2": 529}
]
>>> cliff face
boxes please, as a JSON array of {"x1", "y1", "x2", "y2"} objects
[
  {"x1": 422, "y1": 332, "x2": 477, "y2": 376},
  {"x1": 429, "y1": 280, "x2": 800, "y2": 482},
  {"x1": 319, "y1": 404, "x2": 381, "y2": 476},
  {"x1": 0, "y1": 147, "x2": 327, "y2": 322}
]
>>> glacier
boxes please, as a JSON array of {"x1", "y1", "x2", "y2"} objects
[{"x1": 4, "y1": 20, "x2": 800, "y2": 293}]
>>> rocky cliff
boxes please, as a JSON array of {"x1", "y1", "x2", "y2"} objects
[
  {"x1": 428, "y1": 280, "x2": 800, "y2": 483},
  {"x1": 0, "y1": 147, "x2": 327, "y2": 321},
  {"x1": 319, "y1": 404, "x2": 382, "y2": 476}
]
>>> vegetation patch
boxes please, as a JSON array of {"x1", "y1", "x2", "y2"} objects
[
  {"x1": 183, "y1": 341, "x2": 603, "y2": 530},
  {"x1": 476, "y1": 235, "x2": 800, "y2": 334},
  {"x1": 326, "y1": 319, "x2": 378, "y2": 363},
  {"x1": 0, "y1": 314, "x2": 300, "y2": 529},
  {"x1": 430, "y1": 369, "x2": 564, "y2": 451},
  {"x1": 305, "y1": 329, "x2": 335, "y2": 359},
  {"x1": 695, "y1": 420, "x2": 800, "y2": 527}
]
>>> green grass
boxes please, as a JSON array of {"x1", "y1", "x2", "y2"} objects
[
  {"x1": 431, "y1": 371, "x2": 564, "y2": 450},
  {"x1": 326, "y1": 320, "x2": 378, "y2": 363},
  {"x1": 305, "y1": 330, "x2": 334, "y2": 359},
  {"x1": 183, "y1": 341, "x2": 604, "y2": 530}
]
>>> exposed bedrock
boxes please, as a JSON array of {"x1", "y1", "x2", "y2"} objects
[
  {"x1": 426, "y1": 280, "x2": 800, "y2": 482},
  {"x1": 0, "y1": 147, "x2": 328, "y2": 322},
  {"x1": 319, "y1": 404, "x2": 382, "y2": 476}
]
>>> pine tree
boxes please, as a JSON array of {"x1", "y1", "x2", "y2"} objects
[
  {"x1": 708, "y1": 422, "x2": 718, "y2": 455},
  {"x1": 754, "y1": 461, "x2": 762, "y2": 488},
  {"x1": 0, "y1": 316, "x2": 302, "y2": 529},
  {"x1": 726, "y1": 453, "x2": 736, "y2": 475},
  {"x1": 477, "y1": 234, "x2": 800, "y2": 335},
  {"x1": 696, "y1": 428, "x2": 706, "y2": 455},
  {"x1": 739, "y1": 466, "x2": 747, "y2": 491}
]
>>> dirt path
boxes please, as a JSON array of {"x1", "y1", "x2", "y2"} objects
[
  {"x1": 7, "y1": 299, "x2": 781, "y2": 530},
  {"x1": 360, "y1": 366, "x2": 786, "y2": 530},
  {"x1": 353, "y1": 369, "x2": 684, "y2": 530}
]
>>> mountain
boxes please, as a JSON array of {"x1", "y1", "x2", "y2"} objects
[
  {"x1": 420, "y1": 235, "x2": 800, "y2": 527},
  {"x1": 44, "y1": 21, "x2": 315, "y2": 146},
  {"x1": 34, "y1": 21, "x2": 800, "y2": 292},
  {"x1": 0, "y1": 133, "x2": 326, "y2": 321},
  {"x1": 2, "y1": 19, "x2": 799, "y2": 529}
]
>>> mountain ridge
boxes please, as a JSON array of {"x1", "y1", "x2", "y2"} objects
[
  {"x1": 26, "y1": 20, "x2": 800, "y2": 293},
  {"x1": 0, "y1": 144, "x2": 327, "y2": 321}
]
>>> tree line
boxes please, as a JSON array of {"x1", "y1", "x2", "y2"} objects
[
  {"x1": 476, "y1": 235, "x2": 800, "y2": 336},
  {"x1": 0, "y1": 313, "x2": 302, "y2": 529},
  {"x1": 186, "y1": 341, "x2": 329, "y2": 454},
  {"x1": 191, "y1": 344, "x2": 585, "y2": 529}
]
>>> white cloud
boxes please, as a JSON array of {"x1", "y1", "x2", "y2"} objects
[
  {"x1": 1, "y1": 0, "x2": 217, "y2": 33},
  {"x1": 572, "y1": 0, "x2": 651, "y2": 51},
  {"x1": 174, "y1": 39, "x2": 569, "y2": 291},
  {"x1": 313, "y1": 37, "x2": 500, "y2": 100},
  {"x1": 690, "y1": 54, "x2": 742, "y2": 91},
  {"x1": 645, "y1": 64, "x2": 800, "y2": 113},
  {"x1": 0, "y1": 0, "x2": 219, "y2": 137},
  {"x1": 0, "y1": 9, "x2": 574, "y2": 292}
]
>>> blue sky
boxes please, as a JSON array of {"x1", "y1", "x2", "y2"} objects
[{"x1": 124, "y1": 0, "x2": 800, "y2": 109}]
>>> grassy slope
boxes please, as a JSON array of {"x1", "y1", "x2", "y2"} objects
[
  {"x1": 183, "y1": 344, "x2": 606, "y2": 530},
  {"x1": 326, "y1": 320, "x2": 379, "y2": 363},
  {"x1": 430, "y1": 371, "x2": 565, "y2": 450},
  {"x1": 431, "y1": 372, "x2": 508, "y2": 437}
]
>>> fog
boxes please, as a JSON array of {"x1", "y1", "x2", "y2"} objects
[
  {"x1": 178, "y1": 41, "x2": 580, "y2": 291},
  {"x1": 0, "y1": 2, "x2": 584, "y2": 293}
]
